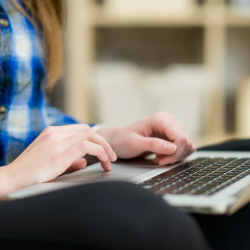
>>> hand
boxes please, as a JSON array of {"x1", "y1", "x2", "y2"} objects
[
  {"x1": 7, "y1": 124, "x2": 117, "y2": 190},
  {"x1": 98, "y1": 112, "x2": 195, "y2": 166}
]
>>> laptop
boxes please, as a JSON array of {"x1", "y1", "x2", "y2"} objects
[{"x1": 8, "y1": 150, "x2": 250, "y2": 215}]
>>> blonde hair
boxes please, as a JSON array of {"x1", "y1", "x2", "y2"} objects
[{"x1": 13, "y1": 0, "x2": 63, "y2": 90}]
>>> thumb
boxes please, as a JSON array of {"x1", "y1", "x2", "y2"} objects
[{"x1": 136, "y1": 136, "x2": 177, "y2": 156}]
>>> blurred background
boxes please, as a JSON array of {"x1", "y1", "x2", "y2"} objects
[{"x1": 51, "y1": 0, "x2": 250, "y2": 147}]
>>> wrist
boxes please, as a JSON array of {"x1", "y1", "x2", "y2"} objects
[
  {"x1": 97, "y1": 127, "x2": 118, "y2": 144},
  {"x1": 0, "y1": 163, "x2": 34, "y2": 198},
  {"x1": 97, "y1": 127, "x2": 123, "y2": 155},
  {"x1": 0, "y1": 165, "x2": 19, "y2": 198}
]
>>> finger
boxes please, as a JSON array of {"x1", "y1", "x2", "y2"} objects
[
  {"x1": 156, "y1": 145, "x2": 194, "y2": 166},
  {"x1": 69, "y1": 158, "x2": 87, "y2": 171},
  {"x1": 175, "y1": 137, "x2": 195, "y2": 158},
  {"x1": 159, "y1": 155, "x2": 181, "y2": 166},
  {"x1": 154, "y1": 136, "x2": 195, "y2": 166},
  {"x1": 88, "y1": 133, "x2": 117, "y2": 162},
  {"x1": 152, "y1": 124, "x2": 194, "y2": 163},
  {"x1": 155, "y1": 148, "x2": 192, "y2": 166},
  {"x1": 137, "y1": 136, "x2": 177, "y2": 156},
  {"x1": 153, "y1": 154, "x2": 166, "y2": 163},
  {"x1": 151, "y1": 114, "x2": 183, "y2": 142},
  {"x1": 64, "y1": 158, "x2": 87, "y2": 174},
  {"x1": 59, "y1": 136, "x2": 111, "y2": 172},
  {"x1": 100, "y1": 161, "x2": 113, "y2": 172},
  {"x1": 79, "y1": 141, "x2": 112, "y2": 172},
  {"x1": 151, "y1": 118, "x2": 195, "y2": 165},
  {"x1": 152, "y1": 115, "x2": 194, "y2": 147}
]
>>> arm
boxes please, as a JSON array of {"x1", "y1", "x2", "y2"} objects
[
  {"x1": 0, "y1": 124, "x2": 117, "y2": 199},
  {"x1": 0, "y1": 166, "x2": 17, "y2": 199},
  {"x1": 0, "y1": 165, "x2": 27, "y2": 199}
]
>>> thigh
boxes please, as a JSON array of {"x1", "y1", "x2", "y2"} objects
[
  {"x1": 192, "y1": 204, "x2": 250, "y2": 250},
  {"x1": 0, "y1": 181, "x2": 210, "y2": 250}
]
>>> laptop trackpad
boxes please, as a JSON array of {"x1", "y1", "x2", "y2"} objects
[{"x1": 54, "y1": 158, "x2": 171, "y2": 185}]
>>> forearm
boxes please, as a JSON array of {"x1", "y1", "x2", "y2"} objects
[
  {"x1": 0, "y1": 165, "x2": 29, "y2": 199},
  {"x1": 0, "y1": 166, "x2": 14, "y2": 199}
]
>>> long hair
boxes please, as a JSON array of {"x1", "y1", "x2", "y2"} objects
[{"x1": 13, "y1": 0, "x2": 63, "y2": 89}]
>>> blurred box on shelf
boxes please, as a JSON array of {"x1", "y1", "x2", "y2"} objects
[
  {"x1": 141, "y1": 64, "x2": 215, "y2": 141},
  {"x1": 93, "y1": 62, "x2": 216, "y2": 141},
  {"x1": 229, "y1": 0, "x2": 250, "y2": 8},
  {"x1": 228, "y1": 0, "x2": 250, "y2": 14},
  {"x1": 100, "y1": 0, "x2": 196, "y2": 15},
  {"x1": 93, "y1": 62, "x2": 146, "y2": 127}
]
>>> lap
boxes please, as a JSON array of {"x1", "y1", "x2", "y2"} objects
[
  {"x1": 0, "y1": 181, "x2": 209, "y2": 250},
  {"x1": 1, "y1": 138, "x2": 249, "y2": 249}
]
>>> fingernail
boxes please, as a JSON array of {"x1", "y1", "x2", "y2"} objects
[
  {"x1": 106, "y1": 165, "x2": 112, "y2": 172},
  {"x1": 165, "y1": 143, "x2": 177, "y2": 153}
]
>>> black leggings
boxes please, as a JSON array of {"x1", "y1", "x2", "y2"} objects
[{"x1": 0, "y1": 181, "x2": 210, "y2": 250}]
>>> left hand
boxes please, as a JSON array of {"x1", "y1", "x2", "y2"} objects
[{"x1": 98, "y1": 112, "x2": 195, "y2": 166}]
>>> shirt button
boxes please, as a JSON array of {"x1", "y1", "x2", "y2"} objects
[
  {"x1": 0, "y1": 106, "x2": 6, "y2": 114},
  {"x1": 0, "y1": 18, "x2": 9, "y2": 27}
]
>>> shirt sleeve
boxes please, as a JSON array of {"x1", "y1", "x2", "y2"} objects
[{"x1": 45, "y1": 105, "x2": 95, "y2": 128}]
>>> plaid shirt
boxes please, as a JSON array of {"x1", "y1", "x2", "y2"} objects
[{"x1": 0, "y1": 0, "x2": 85, "y2": 165}]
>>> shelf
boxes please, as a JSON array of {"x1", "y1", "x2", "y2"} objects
[
  {"x1": 94, "y1": 8, "x2": 205, "y2": 27},
  {"x1": 226, "y1": 8, "x2": 250, "y2": 27},
  {"x1": 93, "y1": 6, "x2": 250, "y2": 28},
  {"x1": 64, "y1": 0, "x2": 250, "y2": 139}
]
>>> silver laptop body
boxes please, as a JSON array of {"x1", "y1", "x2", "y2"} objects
[{"x1": 9, "y1": 150, "x2": 250, "y2": 215}]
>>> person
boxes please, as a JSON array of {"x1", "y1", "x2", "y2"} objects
[{"x1": 0, "y1": 1, "x2": 248, "y2": 250}]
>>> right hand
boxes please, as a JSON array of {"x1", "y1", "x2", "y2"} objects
[{"x1": 7, "y1": 124, "x2": 117, "y2": 188}]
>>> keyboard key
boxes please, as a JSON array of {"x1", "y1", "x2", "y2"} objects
[{"x1": 141, "y1": 157, "x2": 250, "y2": 196}]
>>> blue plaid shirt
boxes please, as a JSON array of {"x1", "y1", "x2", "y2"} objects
[{"x1": 0, "y1": 0, "x2": 84, "y2": 166}]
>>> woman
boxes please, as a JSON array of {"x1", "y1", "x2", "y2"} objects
[
  {"x1": 0, "y1": 1, "x2": 246, "y2": 250},
  {"x1": 0, "y1": 0, "x2": 194, "y2": 196}
]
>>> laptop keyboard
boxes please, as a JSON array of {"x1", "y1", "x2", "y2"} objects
[{"x1": 141, "y1": 157, "x2": 250, "y2": 196}]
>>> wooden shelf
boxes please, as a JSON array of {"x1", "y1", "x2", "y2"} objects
[
  {"x1": 64, "y1": 0, "x2": 250, "y2": 139},
  {"x1": 94, "y1": 8, "x2": 205, "y2": 27},
  {"x1": 226, "y1": 8, "x2": 250, "y2": 27},
  {"x1": 93, "y1": 6, "x2": 250, "y2": 28}
]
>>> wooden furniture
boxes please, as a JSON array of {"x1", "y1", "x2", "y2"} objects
[
  {"x1": 236, "y1": 77, "x2": 250, "y2": 138},
  {"x1": 63, "y1": 0, "x2": 250, "y2": 145}
]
